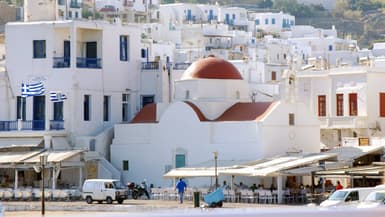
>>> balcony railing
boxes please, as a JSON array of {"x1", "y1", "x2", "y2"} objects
[
  {"x1": 70, "y1": 1, "x2": 81, "y2": 8},
  {"x1": 22, "y1": 120, "x2": 45, "y2": 130},
  {"x1": 141, "y1": 61, "x2": 160, "y2": 70},
  {"x1": 319, "y1": 116, "x2": 368, "y2": 128},
  {"x1": 76, "y1": 57, "x2": 102, "y2": 69},
  {"x1": 53, "y1": 57, "x2": 70, "y2": 68},
  {"x1": 0, "y1": 121, "x2": 18, "y2": 131},
  {"x1": 0, "y1": 120, "x2": 65, "y2": 131},
  {"x1": 173, "y1": 62, "x2": 191, "y2": 70},
  {"x1": 50, "y1": 120, "x2": 64, "y2": 130}
]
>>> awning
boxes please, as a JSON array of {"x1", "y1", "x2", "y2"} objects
[
  {"x1": 23, "y1": 150, "x2": 84, "y2": 164},
  {"x1": 324, "y1": 146, "x2": 384, "y2": 162},
  {"x1": 0, "y1": 151, "x2": 43, "y2": 165},
  {"x1": 0, "y1": 149, "x2": 84, "y2": 168},
  {"x1": 246, "y1": 153, "x2": 337, "y2": 176},
  {"x1": 163, "y1": 167, "x2": 229, "y2": 178},
  {"x1": 164, "y1": 153, "x2": 337, "y2": 178},
  {"x1": 0, "y1": 138, "x2": 43, "y2": 149},
  {"x1": 316, "y1": 164, "x2": 385, "y2": 177}
]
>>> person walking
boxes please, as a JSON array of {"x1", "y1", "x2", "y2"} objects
[{"x1": 176, "y1": 178, "x2": 187, "y2": 203}]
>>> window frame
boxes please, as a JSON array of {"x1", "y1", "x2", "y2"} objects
[
  {"x1": 318, "y1": 95, "x2": 326, "y2": 117},
  {"x1": 33, "y1": 40, "x2": 46, "y2": 59},
  {"x1": 103, "y1": 95, "x2": 110, "y2": 122},
  {"x1": 379, "y1": 93, "x2": 385, "y2": 117},
  {"x1": 336, "y1": 94, "x2": 344, "y2": 116},
  {"x1": 83, "y1": 94, "x2": 91, "y2": 121},
  {"x1": 120, "y1": 35, "x2": 129, "y2": 61},
  {"x1": 349, "y1": 93, "x2": 357, "y2": 116}
]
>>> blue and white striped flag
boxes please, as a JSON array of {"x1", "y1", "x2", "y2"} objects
[
  {"x1": 21, "y1": 81, "x2": 45, "y2": 97},
  {"x1": 49, "y1": 91, "x2": 67, "y2": 102}
]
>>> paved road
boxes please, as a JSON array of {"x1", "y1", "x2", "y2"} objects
[
  {"x1": 3, "y1": 199, "x2": 285, "y2": 217},
  {"x1": 3, "y1": 200, "x2": 385, "y2": 217}
]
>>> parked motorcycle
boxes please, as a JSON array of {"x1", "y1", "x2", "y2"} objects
[{"x1": 127, "y1": 182, "x2": 150, "y2": 199}]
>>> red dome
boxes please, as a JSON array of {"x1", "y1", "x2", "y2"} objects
[{"x1": 181, "y1": 56, "x2": 243, "y2": 80}]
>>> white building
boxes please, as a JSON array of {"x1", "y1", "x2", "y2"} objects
[
  {"x1": 24, "y1": 0, "x2": 83, "y2": 21},
  {"x1": 111, "y1": 56, "x2": 320, "y2": 187},
  {"x1": 2, "y1": 18, "x2": 143, "y2": 187},
  {"x1": 296, "y1": 56, "x2": 385, "y2": 149},
  {"x1": 250, "y1": 12, "x2": 295, "y2": 34}
]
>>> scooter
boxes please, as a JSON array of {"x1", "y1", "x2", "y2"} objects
[{"x1": 127, "y1": 182, "x2": 150, "y2": 199}]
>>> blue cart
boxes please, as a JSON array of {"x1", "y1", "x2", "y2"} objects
[{"x1": 204, "y1": 187, "x2": 224, "y2": 208}]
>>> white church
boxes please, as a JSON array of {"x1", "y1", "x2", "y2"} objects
[{"x1": 111, "y1": 56, "x2": 321, "y2": 188}]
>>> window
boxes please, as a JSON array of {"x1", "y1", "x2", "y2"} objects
[
  {"x1": 271, "y1": 71, "x2": 276, "y2": 81},
  {"x1": 255, "y1": 19, "x2": 260, "y2": 25},
  {"x1": 328, "y1": 45, "x2": 333, "y2": 51},
  {"x1": 120, "y1": 35, "x2": 129, "y2": 61},
  {"x1": 336, "y1": 94, "x2": 344, "y2": 116},
  {"x1": 265, "y1": 18, "x2": 268, "y2": 24},
  {"x1": 380, "y1": 93, "x2": 385, "y2": 117},
  {"x1": 33, "y1": 40, "x2": 46, "y2": 58},
  {"x1": 272, "y1": 18, "x2": 275, "y2": 24},
  {"x1": 141, "y1": 48, "x2": 147, "y2": 58},
  {"x1": 175, "y1": 154, "x2": 186, "y2": 168},
  {"x1": 122, "y1": 93, "x2": 130, "y2": 122},
  {"x1": 53, "y1": 102, "x2": 63, "y2": 120},
  {"x1": 318, "y1": 95, "x2": 326, "y2": 117},
  {"x1": 349, "y1": 93, "x2": 357, "y2": 116},
  {"x1": 75, "y1": 11, "x2": 78, "y2": 18},
  {"x1": 103, "y1": 95, "x2": 110, "y2": 122},
  {"x1": 68, "y1": 11, "x2": 72, "y2": 18},
  {"x1": 83, "y1": 95, "x2": 91, "y2": 121},
  {"x1": 123, "y1": 160, "x2": 129, "y2": 171},
  {"x1": 16, "y1": 96, "x2": 26, "y2": 120},
  {"x1": 289, "y1": 113, "x2": 295, "y2": 126}
]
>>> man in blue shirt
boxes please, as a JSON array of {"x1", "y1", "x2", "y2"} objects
[{"x1": 176, "y1": 178, "x2": 187, "y2": 203}]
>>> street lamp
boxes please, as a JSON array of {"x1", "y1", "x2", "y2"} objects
[
  {"x1": 213, "y1": 151, "x2": 218, "y2": 189},
  {"x1": 40, "y1": 154, "x2": 48, "y2": 215}
]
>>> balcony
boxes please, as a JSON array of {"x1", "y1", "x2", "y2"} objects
[
  {"x1": 70, "y1": 1, "x2": 81, "y2": 8},
  {"x1": 319, "y1": 116, "x2": 368, "y2": 129},
  {"x1": 0, "y1": 121, "x2": 18, "y2": 131},
  {"x1": 53, "y1": 57, "x2": 70, "y2": 68},
  {"x1": 0, "y1": 120, "x2": 65, "y2": 131},
  {"x1": 141, "y1": 61, "x2": 160, "y2": 70},
  {"x1": 76, "y1": 57, "x2": 102, "y2": 69},
  {"x1": 173, "y1": 62, "x2": 191, "y2": 70},
  {"x1": 50, "y1": 120, "x2": 65, "y2": 130}
]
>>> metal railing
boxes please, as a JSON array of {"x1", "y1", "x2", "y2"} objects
[
  {"x1": 50, "y1": 120, "x2": 64, "y2": 130},
  {"x1": 76, "y1": 57, "x2": 102, "y2": 69},
  {"x1": 141, "y1": 61, "x2": 160, "y2": 70},
  {"x1": 0, "y1": 121, "x2": 18, "y2": 131},
  {"x1": 70, "y1": 1, "x2": 81, "y2": 8},
  {"x1": 173, "y1": 62, "x2": 191, "y2": 70},
  {"x1": 0, "y1": 120, "x2": 65, "y2": 131},
  {"x1": 53, "y1": 57, "x2": 70, "y2": 68},
  {"x1": 22, "y1": 120, "x2": 45, "y2": 131}
]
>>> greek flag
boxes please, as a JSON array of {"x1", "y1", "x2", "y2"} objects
[
  {"x1": 49, "y1": 91, "x2": 67, "y2": 102},
  {"x1": 21, "y1": 81, "x2": 45, "y2": 97}
]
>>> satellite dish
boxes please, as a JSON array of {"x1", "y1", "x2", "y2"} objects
[{"x1": 33, "y1": 165, "x2": 41, "y2": 173}]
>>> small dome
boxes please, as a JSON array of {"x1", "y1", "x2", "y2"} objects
[{"x1": 181, "y1": 56, "x2": 243, "y2": 80}]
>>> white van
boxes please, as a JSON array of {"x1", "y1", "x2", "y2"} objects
[
  {"x1": 82, "y1": 179, "x2": 128, "y2": 204},
  {"x1": 320, "y1": 187, "x2": 374, "y2": 208}
]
